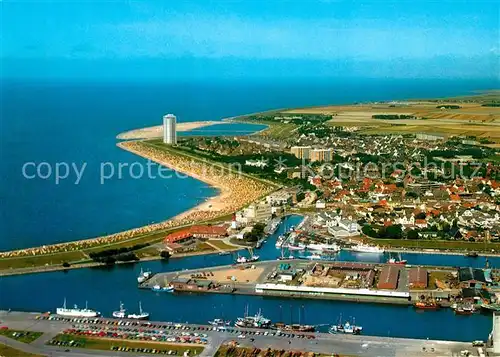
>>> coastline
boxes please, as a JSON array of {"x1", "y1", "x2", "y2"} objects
[
  {"x1": 0, "y1": 140, "x2": 276, "y2": 259},
  {"x1": 117, "y1": 121, "x2": 222, "y2": 140}
]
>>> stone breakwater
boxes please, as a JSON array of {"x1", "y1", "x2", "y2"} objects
[{"x1": 0, "y1": 141, "x2": 275, "y2": 259}]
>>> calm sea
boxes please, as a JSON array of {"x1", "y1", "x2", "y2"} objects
[{"x1": 1, "y1": 78, "x2": 497, "y2": 251}]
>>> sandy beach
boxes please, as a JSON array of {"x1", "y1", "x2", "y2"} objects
[
  {"x1": 117, "y1": 121, "x2": 222, "y2": 140},
  {"x1": 0, "y1": 140, "x2": 276, "y2": 258}
]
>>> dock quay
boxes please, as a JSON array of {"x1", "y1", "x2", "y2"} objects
[
  {"x1": 0, "y1": 310, "x2": 486, "y2": 357},
  {"x1": 139, "y1": 259, "x2": 472, "y2": 306}
]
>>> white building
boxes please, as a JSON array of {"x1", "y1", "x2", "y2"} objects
[{"x1": 163, "y1": 114, "x2": 177, "y2": 145}]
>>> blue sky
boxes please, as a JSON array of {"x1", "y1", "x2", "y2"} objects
[{"x1": 1, "y1": 0, "x2": 499, "y2": 78}]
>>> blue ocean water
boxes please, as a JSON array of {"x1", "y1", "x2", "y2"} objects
[
  {"x1": 1, "y1": 78, "x2": 497, "y2": 251},
  {"x1": 0, "y1": 216, "x2": 494, "y2": 342}
]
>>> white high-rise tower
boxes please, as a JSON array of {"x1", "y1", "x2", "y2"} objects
[{"x1": 163, "y1": 114, "x2": 177, "y2": 145}]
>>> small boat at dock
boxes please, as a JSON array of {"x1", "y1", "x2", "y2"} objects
[
  {"x1": 329, "y1": 315, "x2": 362, "y2": 335},
  {"x1": 465, "y1": 251, "x2": 479, "y2": 258},
  {"x1": 112, "y1": 302, "x2": 126, "y2": 319},
  {"x1": 137, "y1": 268, "x2": 152, "y2": 283},
  {"x1": 387, "y1": 253, "x2": 407, "y2": 265},
  {"x1": 273, "y1": 322, "x2": 315, "y2": 332},
  {"x1": 208, "y1": 318, "x2": 231, "y2": 327},
  {"x1": 414, "y1": 300, "x2": 439, "y2": 310},
  {"x1": 235, "y1": 306, "x2": 271, "y2": 329},
  {"x1": 127, "y1": 301, "x2": 149, "y2": 320}
]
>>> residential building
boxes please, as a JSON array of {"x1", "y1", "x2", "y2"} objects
[
  {"x1": 310, "y1": 149, "x2": 332, "y2": 162},
  {"x1": 163, "y1": 114, "x2": 177, "y2": 144},
  {"x1": 290, "y1": 146, "x2": 311, "y2": 159}
]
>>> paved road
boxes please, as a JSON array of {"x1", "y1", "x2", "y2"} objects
[{"x1": 0, "y1": 311, "x2": 480, "y2": 357}]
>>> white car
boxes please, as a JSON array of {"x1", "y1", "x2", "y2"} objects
[{"x1": 237, "y1": 334, "x2": 246, "y2": 339}]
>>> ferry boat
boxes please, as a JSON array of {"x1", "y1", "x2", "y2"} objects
[
  {"x1": 112, "y1": 302, "x2": 126, "y2": 319},
  {"x1": 329, "y1": 316, "x2": 362, "y2": 335},
  {"x1": 208, "y1": 318, "x2": 231, "y2": 327},
  {"x1": 137, "y1": 268, "x2": 152, "y2": 283},
  {"x1": 352, "y1": 244, "x2": 384, "y2": 254},
  {"x1": 235, "y1": 308, "x2": 271, "y2": 329},
  {"x1": 56, "y1": 298, "x2": 100, "y2": 318},
  {"x1": 127, "y1": 301, "x2": 149, "y2": 320}
]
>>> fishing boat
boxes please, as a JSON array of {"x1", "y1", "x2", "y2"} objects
[
  {"x1": 387, "y1": 253, "x2": 407, "y2": 265},
  {"x1": 152, "y1": 277, "x2": 174, "y2": 292},
  {"x1": 235, "y1": 306, "x2": 271, "y2": 329},
  {"x1": 112, "y1": 302, "x2": 126, "y2": 319},
  {"x1": 152, "y1": 284, "x2": 174, "y2": 292},
  {"x1": 56, "y1": 298, "x2": 100, "y2": 318},
  {"x1": 455, "y1": 304, "x2": 476, "y2": 315},
  {"x1": 127, "y1": 301, "x2": 149, "y2": 320},
  {"x1": 329, "y1": 315, "x2": 362, "y2": 335},
  {"x1": 235, "y1": 248, "x2": 259, "y2": 264},
  {"x1": 137, "y1": 268, "x2": 152, "y2": 283}
]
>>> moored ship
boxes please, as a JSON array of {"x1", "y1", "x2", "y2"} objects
[
  {"x1": 127, "y1": 301, "x2": 149, "y2": 320},
  {"x1": 56, "y1": 298, "x2": 100, "y2": 318},
  {"x1": 235, "y1": 308, "x2": 271, "y2": 329},
  {"x1": 273, "y1": 322, "x2": 315, "y2": 332},
  {"x1": 414, "y1": 300, "x2": 439, "y2": 310},
  {"x1": 137, "y1": 268, "x2": 152, "y2": 283},
  {"x1": 329, "y1": 316, "x2": 362, "y2": 335},
  {"x1": 387, "y1": 253, "x2": 407, "y2": 265},
  {"x1": 112, "y1": 301, "x2": 126, "y2": 319},
  {"x1": 352, "y1": 244, "x2": 384, "y2": 254}
]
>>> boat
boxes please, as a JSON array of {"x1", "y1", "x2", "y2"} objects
[
  {"x1": 127, "y1": 301, "x2": 149, "y2": 320},
  {"x1": 284, "y1": 244, "x2": 305, "y2": 251},
  {"x1": 351, "y1": 244, "x2": 384, "y2": 254},
  {"x1": 387, "y1": 253, "x2": 407, "y2": 265},
  {"x1": 152, "y1": 284, "x2": 174, "y2": 292},
  {"x1": 56, "y1": 298, "x2": 100, "y2": 318},
  {"x1": 466, "y1": 251, "x2": 479, "y2": 258},
  {"x1": 455, "y1": 304, "x2": 476, "y2": 315},
  {"x1": 273, "y1": 323, "x2": 315, "y2": 332},
  {"x1": 275, "y1": 235, "x2": 286, "y2": 248},
  {"x1": 302, "y1": 243, "x2": 340, "y2": 252},
  {"x1": 137, "y1": 268, "x2": 152, "y2": 283},
  {"x1": 218, "y1": 251, "x2": 230, "y2": 256},
  {"x1": 208, "y1": 318, "x2": 231, "y2": 327},
  {"x1": 235, "y1": 248, "x2": 259, "y2": 264},
  {"x1": 307, "y1": 253, "x2": 322, "y2": 260},
  {"x1": 112, "y1": 302, "x2": 126, "y2": 319},
  {"x1": 235, "y1": 307, "x2": 271, "y2": 329},
  {"x1": 329, "y1": 316, "x2": 362, "y2": 335},
  {"x1": 414, "y1": 300, "x2": 439, "y2": 310}
]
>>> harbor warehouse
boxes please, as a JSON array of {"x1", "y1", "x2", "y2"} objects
[
  {"x1": 377, "y1": 266, "x2": 400, "y2": 290},
  {"x1": 409, "y1": 267, "x2": 428, "y2": 289}
]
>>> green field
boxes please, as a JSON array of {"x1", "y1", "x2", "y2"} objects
[
  {"x1": 0, "y1": 329, "x2": 43, "y2": 343},
  {"x1": 49, "y1": 334, "x2": 204, "y2": 355},
  {"x1": 0, "y1": 343, "x2": 45, "y2": 357}
]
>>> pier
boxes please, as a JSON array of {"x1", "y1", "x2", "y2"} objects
[
  {"x1": 0, "y1": 310, "x2": 482, "y2": 357},
  {"x1": 140, "y1": 259, "x2": 467, "y2": 306}
]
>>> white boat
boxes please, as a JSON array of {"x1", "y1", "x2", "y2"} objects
[
  {"x1": 351, "y1": 243, "x2": 384, "y2": 254},
  {"x1": 275, "y1": 235, "x2": 286, "y2": 248},
  {"x1": 56, "y1": 298, "x2": 100, "y2": 318},
  {"x1": 112, "y1": 302, "x2": 126, "y2": 319},
  {"x1": 137, "y1": 268, "x2": 152, "y2": 283},
  {"x1": 303, "y1": 243, "x2": 340, "y2": 252},
  {"x1": 127, "y1": 301, "x2": 149, "y2": 320},
  {"x1": 152, "y1": 284, "x2": 174, "y2": 292},
  {"x1": 208, "y1": 318, "x2": 231, "y2": 327},
  {"x1": 284, "y1": 244, "x2": 304, "y2": 251},
  {"x1": 235, "y1": 255, "x2": 259, "y2": 264},
  {"x1": 308, "y1": 253, "x2": 322, "y2": 260}
]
